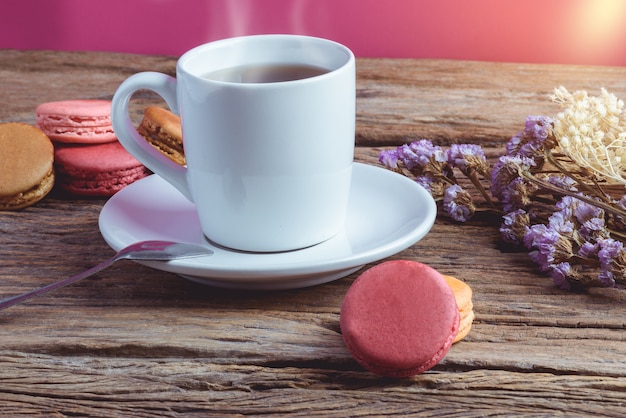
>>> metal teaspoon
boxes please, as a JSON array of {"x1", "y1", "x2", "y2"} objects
[{"x1": 0, "y1": 240, "x2": 213, "y2": 311}]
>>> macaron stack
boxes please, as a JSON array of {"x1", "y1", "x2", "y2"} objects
[
  {"x1": 36, "y1": 100, "x2": 150, "y2": 196},
  {"x1": 340, "y1": 260, "x2": 474, "y2": 377}
]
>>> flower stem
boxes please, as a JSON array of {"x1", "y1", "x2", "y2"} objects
[
  {"x1": 519, "y1": 169, "x2": 626, "y2": 219},
  {"x1": 466, "y1": 168, "x2": 498, "y2": 209},
  {"x1": 543, "y1": 149, "x2": 610, "y2": 202}
]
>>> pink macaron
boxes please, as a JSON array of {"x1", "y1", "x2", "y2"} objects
[
  {"x1": 36, "y1": 100, "x2": 117, "y2": 143},
  {"x1": 340, "y1": 260, "x2": 460, "y2": 377},
  {"x1": 54, "y1": 142, "x2": 150, "y2": 196}
]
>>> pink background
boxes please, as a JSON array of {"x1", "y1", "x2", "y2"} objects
[{"x1": 2, "y1": 0, "x2": 626, "y2": 66}]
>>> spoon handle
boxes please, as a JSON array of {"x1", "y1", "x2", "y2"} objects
[{"x1": 0, "y1": 256, "x2": 117, "y2": 311}]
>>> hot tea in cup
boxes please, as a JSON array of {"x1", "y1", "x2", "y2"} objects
[{"x1": 204, "y1": 63, "x2": 329, "y2": 83}]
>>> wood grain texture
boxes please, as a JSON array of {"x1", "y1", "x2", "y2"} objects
[{"x1": 0, "y1": 50, "x2": 625, "y2": 416}]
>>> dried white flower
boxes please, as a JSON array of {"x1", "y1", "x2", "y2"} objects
[{"x1": 551, "y1": 86, "x2": 626, "y2": 185}]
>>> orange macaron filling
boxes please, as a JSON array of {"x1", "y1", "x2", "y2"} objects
[{"x1": 443, "y1": 275, "x2": 475, "y2": 343}]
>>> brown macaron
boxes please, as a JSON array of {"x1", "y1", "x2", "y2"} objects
[
  {"x1": 137, "y1": 106, "x2": 185, "y2": 165},
  {"x1": 0, "y1": 123, "x2": 55, "y2": 210}
]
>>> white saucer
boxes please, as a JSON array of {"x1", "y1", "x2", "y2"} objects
[{"x1": 98, "y1": 163, "x2": 436, "y2": 290}]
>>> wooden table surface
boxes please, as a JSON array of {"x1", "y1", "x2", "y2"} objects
[{"x1": 0, "y1": 50, "x2": 624, "y2": 417}]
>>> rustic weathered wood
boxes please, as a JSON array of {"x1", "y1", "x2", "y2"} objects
[{"x1": 0, "y1": 50, "x2": 625, "y2": 416}]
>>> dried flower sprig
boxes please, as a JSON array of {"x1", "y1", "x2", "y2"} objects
[
  {"x1": 552, "y1": 86, "x2": 626, "y2": 185},
  {"x1": 379, "y1": 140, "x2": 494, "y2": 222},
  {"x1": 379, "y1": 87, "x2": 626, "y2": 291}
]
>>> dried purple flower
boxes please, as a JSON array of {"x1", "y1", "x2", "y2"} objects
[
  {"x1": 397, "y1": 144, "x2": 424, "y2": 171},
  {"x1": 524, "y1": 115, "x2": 553, "y2": 142},
  {"x1": 415, "y1": 176, "x2": 446, "y2": 199},
  {"x1": 505, "y1": 131, "x2": 525, "y2": 157},
  {"x1": 579, "y1": 218, "x2": 607, "y2": 240},
  {"x1": 572, "y1": 199, "x2": 603, "y2": 225},
  {"x1": 379, "y1": 148, "x2": 399, "y2": 169},
  {"x1": 524, "y1": 223, "x2": 573, "y2": 271},
  {"x1": 505, "y1": 115, "x2": 554, "y2": 157},
  {"x1": 443, "y1": 184, "x2": 475, "y2": 222},
  {"x1": 500, "y1": 209, "x2": 530, "y2": 245},
  {"x1": 446, "y1": 144, "x2": 489, "y2": 176},
  {"x1": 598, "y1": 270, "x2": 616, "y2": 288},
  {"x1": 597, "y1": 238, "x2": 624, "y2": 287},
  {"x1": 414, "y1": 175, "x2": 433, "y2": 191},
  {"x1": 597, "y1": 238, "x2": 621, "y2": 266},
  {"x1": 490, "y1": 155, "x2": 537, "y2": 200},
  {"x1": 577, "y1": 241, "x2": 600, "y2": 258},
  {"x1": 500, "y1": 177, "x2": 537, "y2": 213},
  {"x1": 547, "y1": 210, "x2": 575, "y2": 235},
  {"x1": 554, "y1": 195, "x2": 577, "y2": 220},
  {"x1": 552, "y1": 195, "x2": 607, "y2": 240},
  {"x1": 550, "y1": 262, "x2": 575, "y2": 290},
  {"x1": 546, "y1": 174, "x2": 578, "y2": 192},
  {"x1": 398, "y1": 140, "x2": 447, "y2": 174}
]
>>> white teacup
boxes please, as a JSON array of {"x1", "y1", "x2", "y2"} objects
[{"x1": 111, "y1": 35, "x2": 355, "y2": 252}]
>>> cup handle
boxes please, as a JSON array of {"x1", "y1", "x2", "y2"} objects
[{"x1": 111, "y1": 71, "x2": 193, "y2": 202}]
